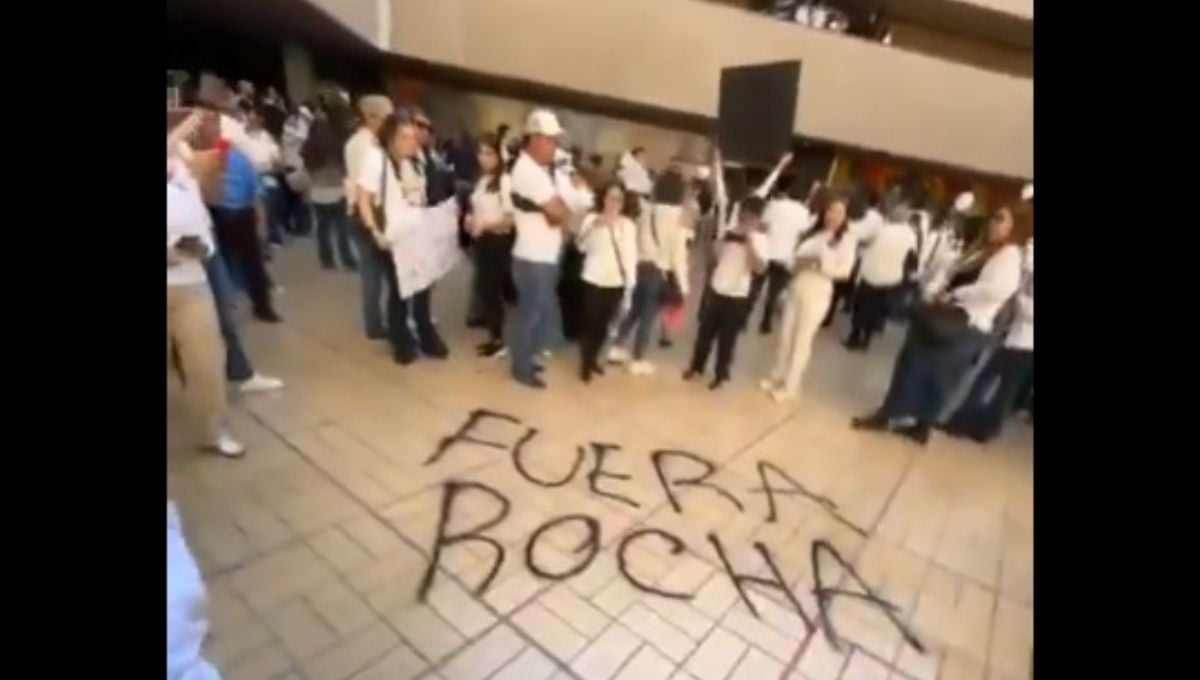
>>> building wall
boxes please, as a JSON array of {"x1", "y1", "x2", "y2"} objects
[
  {"x1": 889, "y1": 19, "x2": 1031, "y2": 77},
  {"x1": 386, "y1": 0, "x2": 1032, "y2": 179}
]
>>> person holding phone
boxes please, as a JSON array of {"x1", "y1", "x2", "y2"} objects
[{"x1": 575, "y1": 182, "x2": 639, "y2": 383}]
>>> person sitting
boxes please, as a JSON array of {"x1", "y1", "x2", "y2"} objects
[{"x1": 852, "y1": 204, "x2": 1030, "y2": 444}]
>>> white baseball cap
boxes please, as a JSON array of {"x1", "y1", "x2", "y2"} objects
[
  {"x1": 525, "y1": 109, "x2": 565, "y2": 137},
  {"x1": 953, "y1": 191, "x2": 975, "y2": 213},
  {"x1": 1021, "y1": 183, "x2": 1034, "y2": 201}
]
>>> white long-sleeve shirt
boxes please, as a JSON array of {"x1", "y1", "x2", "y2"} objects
[
  {"x1": 1005, "y1": 241, "x2": 1034, "y2": 350},
  {"x1": 578, "y1": 214, "x2": 639, "y2": 291},
  {"x1": 858, "y1": 221, "x2": 917, "y2": 288},
  {"x1": 617, "y1": 152, "x2": 653, "y2": 196},
  {"x1": 639, "y1": 204, "x2": 693, "y2": 295},
  {"x1": 713, "y1": 157, "x2": 786, "y2": 237},
  {"x1": 793, "y1": 230, "x2": 857, "y2": 282},
  {"x1": 949, "y1": 244, "x2": 1022, "y2": 334},
  {"x1": 711, "y1": 231, "x2": 768, "y2": 297},
  {"x1": 762, "y1": 198, "x2": 812, "y2": 263},
  {"x1": 167, "y1": 161, "x2": 216, "y2": 288}
]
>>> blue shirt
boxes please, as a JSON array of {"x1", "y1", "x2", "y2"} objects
[{"x1": 217, "y1": 149, "x2": 261, "y2": 210}]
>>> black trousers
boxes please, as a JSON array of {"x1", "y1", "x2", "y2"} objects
[
  {"x1": 689, "y1": 291, "x2": 749, "y2": 380},
  {"x1": 558, "y1": 244, "x2": 586, "y2": 341},
  {"x1": 473, "y1": 231, "x2": 516, "y2": 342},
  {"x1": 747, "y1": 261, "x2": 792, "y2": 332},
  {"x1": 823, "y1": 257, "x2": 860, "y2": 326},
  {"x1": 579, "y1": 282, "x2": 623, "y2": 373},
  {"x1": 210, "y1": 206, "x2": 275, "y2": 317},
  {"x1": 377, "y1": 251, "x2": 444, "y2": 359},
  {"x1": 849, "y1": 282, "x2": 895, "y2": 347}
]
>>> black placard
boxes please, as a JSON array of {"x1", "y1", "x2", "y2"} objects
[{"x1": 717, "y1": 61, "x2": 801, "y2": 168}]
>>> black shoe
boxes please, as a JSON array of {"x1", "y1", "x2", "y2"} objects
[
  {"x1": 420, "y1": 333, "x2": 449, "y2": 359},
  {"x1": 393, "y1": 346, "x2": 418, "y2": 365},
  {"x1": 466, "y1": 316, "x2": 486, "y2": 330},
  {"x1": 851, "y1": 412, "x2": 890, "y2": 432},
  {"x1": 320, "y1": 262, "x2": 336, "y2": 271},
  {"x1": 682, "y1": 369, "x2": 701, "y2": 382},
  {"x1": 708, "y1": 376, "x2": 728, "y2": 390},
  {"x1": 254, "y1": 308, "x2": 282, "y2": 323},
  {"x1": 367, "y1": 329, "x2": 388, "y2": 341},
  {"x1": 659, "y1": 338, "x2": 673, "y2": 349},
  {"x1": 590, "y1": 363, "x2": 605, "y2": 377},
  {"x1": 896, "y1": 423, "x2": 931, "y2": 445},
  {"x1": 515, "y1": 374, "x2": 547, "y2": 389},
  {"x1": 580, "y1": 364, "x2": 593, "y2": 383},
  {"x1": 476, "y1": 340, "x2": 506, "y2": 358}
]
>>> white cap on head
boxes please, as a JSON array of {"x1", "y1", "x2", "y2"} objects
[
  {"x1": 1021, "y1": 183, "x2": 1034, "y2": 201},
  {"x1": 953, "y1": 191, "x2": 975, "y2": 213},
  {"x1": 525, "y1": 109, "x2": 565, "y2": 137},
  {"x1": 694, "y1": 166, "x2": 711, "y2": 182}
]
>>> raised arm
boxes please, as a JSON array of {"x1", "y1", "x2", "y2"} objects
[{"x1": 752, "y1": 151, "x2": 794, "y2": 199}]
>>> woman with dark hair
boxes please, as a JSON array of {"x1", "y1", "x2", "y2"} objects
[
  {"x1": 465, "y1": 133, "x2": 515, "y2": 358},
  {"x1": 303, "y1": 103, "x2": 358, "y2": 270},
  {"x1": 575, "y1": 182, "x2": 639, "y2": 382},
  {"x1": 608, "y1": 170, "x2": 691, "y2": 375},
  {"x1": 853, "y1": 205, "x2": 1028, "y2": 444},
  {"x1": 354, "y1": 113, "x2": 449, "y2": 364},
  {"x1": 760, "y1": 195, "x2": 857, "y2": 402}
]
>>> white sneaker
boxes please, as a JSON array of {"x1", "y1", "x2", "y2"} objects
[
  {"x1": 239, "y1": 373, "x2": 285, "y2": 394},
  {"x1": 207, "y1": 431, "x2": 246, "y2": 458},
  {"x1": 759, "y1": 378, "x2": 778, "y2": 392},
  {"x1": 607, "y1": 346, "x2": 631, "y2": 365},
  {"x1": 769, "y1": 388, "x2": 795, "y2": 403},
  {"x1": 541, "y1": 349, "x2": 553, "y2": 359},
  {"x1": 629, "y1": 360, "x2": 656, "y2": 376}
]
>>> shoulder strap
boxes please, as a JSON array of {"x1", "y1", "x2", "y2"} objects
[{"x1": 605, "y1": 219, "x2": 628, "y2": 287}]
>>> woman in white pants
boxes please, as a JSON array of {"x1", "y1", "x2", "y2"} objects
[{"x1": 760, "y1": 196, "x2": 857, "y2": 402}]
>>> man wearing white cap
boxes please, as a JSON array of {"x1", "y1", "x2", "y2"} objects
[{"x1": 508, "y1": 109, "x2": 583, "y2": 388}]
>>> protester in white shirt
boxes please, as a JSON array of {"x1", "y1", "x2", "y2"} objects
[
  {"x1": 854, "y1": 205, "x2": 1027, "y2": 444},
  {"x1": 847, "y1": 205, "x2": 919, "y2": 350},
  {"x1": 943, "y1": 235, "x2": 1033, "y2": 442},
  {"x1": 465, "y1": 133, "x2": 515, "y2": 358},
  {"x1": 355, "y1": 113, "x2": 448, "y2": 365},
  {"x1": 342, "y1": 95, "x2": 394, "y2": 340},
  {"x1": 608, "y1": 170, "x2": 693, "y2": 375},
  {"x1": 575, "y1": 183, "x2": 639, "y2": 382},
  {"x1": 507, "y1": 109, "x2": 591, "y2": 389},
  {"x1": 823, "y1": 190, "x2": 883, "y2": 328},
  {"x1": 748, "y1": 175, "x2": 814, "y2": 335},
  {"x1": 685, "y1": 196, "x2": 769, "y2": 390},
  {"x1": 760, "y1": 196, "x2": 857, "y2": 402},
  {"x1": 167, "y1": 155, "x2": 244, "y2": 458}
]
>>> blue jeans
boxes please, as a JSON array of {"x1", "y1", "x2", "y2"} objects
[
  {"x1": 262, "y1": 183, "x2": 286, "y2": 246},
  {"x1": 617, "y1": 263, "x2": 663, "y2": 360},
  {"x1": 204, "y1": 255, "x2": 254, "y2": 382},
  {"x1": 947, "y1": 347, "x2": 1034, "y2": 440},
  {"x1": 880, "y1": 325, "x2": 989, "y2": 425},
  {"x1": 350, "y1": 222, "x2": 388, "y2": 339},
  {"x1": 314, "y1": 201, "x2": 358, "y2": 270},
  {"x1": 510, "y1": 258, "x2": 560, "y2": 380}
]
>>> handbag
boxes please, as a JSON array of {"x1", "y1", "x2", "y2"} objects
[{"x1": 648, "y1": 206, "x2": 685, "y2": 306}]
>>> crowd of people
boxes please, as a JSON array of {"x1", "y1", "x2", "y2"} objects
[{"x1": 167, "y1": 73, "x2": 1034, "y2": 457}]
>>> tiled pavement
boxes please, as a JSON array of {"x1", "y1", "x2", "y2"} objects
[{"x1": 167, "y1": 241, "x2": 1033, "y2": 680}]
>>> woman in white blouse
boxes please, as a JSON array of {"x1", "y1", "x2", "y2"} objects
[
  {"x1": 760, "y1": 196, "x2": 857, "y2": 402},
  {"x1": 576, "y1": 182, "x2": 639, "y2": 383},
  {"x1": 355, "y1": 113, "x2": 448, "y2": 365},
  {"x1": 853, "y1": 205, "x2": 1029, "y2": 444},
  {"x1": 465, "y1": 133, "x2": 515, "y2": 358}
]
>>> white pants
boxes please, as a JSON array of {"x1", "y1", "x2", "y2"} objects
[
  {"x1": 769, "y1": 272, "x2": 833, "y2": 397},
  {"x1": 168, "y1": 503, "x2": 223, "y2": 680}
]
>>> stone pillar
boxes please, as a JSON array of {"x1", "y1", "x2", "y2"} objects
[{"x1": 282, "y1": 43, "x2": 316, "y2": 104}]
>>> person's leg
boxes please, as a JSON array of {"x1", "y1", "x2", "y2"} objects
[
  {"x1": 330, "y1": 201, "x2": 358, "y2": 269},
  {"x1": 509, "y1": 259, "x2": 540, "y2": 382},
  {"x1": 349, "y1": 225, "x2": 387, "y2": 339},
  {"x1": 203, "y1": 255, "x2": 254, "y2": 383},
  {"x1": 780, "y1": 285, "x2": 832, "y2": 397},
  {"x1": 922, "y1": 330, "x2": 990, "y2": 427},
  {"x1": 631, "y1": 267, "x2": 663, "y2": 361},
  {"x1": 314, "y1": 203, "x2": 336, "y2": 269},
  {"x1": 714, "y1": 296, "x2": 747, "y2": 384},
  {"x1": 263, "y1": 184, "x2": 286, "y2": 246},
  {"x1": 557, "y1": 246, "x2": 584, "y2": 341},
  {"x1": 769, "y1": 289, "x2": 801, "y2": 385},
  {"x1": 879, "y1": 330, "x2": 935, "y2": 420},
  {"x1": 411, "y1": 287, "x2": 448, "y2": 358},
  {"x1": 532, "y1": 262, "x2": 561, "y2": 359},
  {"x1": 380, "y1": 257, "x2": 418, "y2": 363},
  {"x1": 743, "y1": 272, "x2": 766, "y2": 331},
  {"x1": 221, "y1": 208, "x2": 278, "y2": 321},
  {"x1": 972, "y1": 349, "x2": 1034, "y2": 440},
  {"x1": 687, "y1": 291, "x2": 721, "y2": 376},
  {"x1": 473, "y1": 235, "x2": 502, "y2": 346},
  {"x1": 578, "y1": 282, "x2": 606, "y2": 379},
  {"x1": 759, "y1": 262, "x2": 789, "y2": 334},
  {"x1": 167, "y1": 286, "x2": 229, "y2": 449}
]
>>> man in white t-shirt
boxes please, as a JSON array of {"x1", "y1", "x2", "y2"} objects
[
  {"x1": 847, "y1": 205, "x2": 918, "y2": 350},
  {"x1": 343, "y1": 94, "x2": 395, "y2": 340},
  {"x1": 508, "y1": 109, "x2": 577, "y2": 388},
  {"x1": 748, "y1": 175, "x2": 813, "y2": 334}
]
